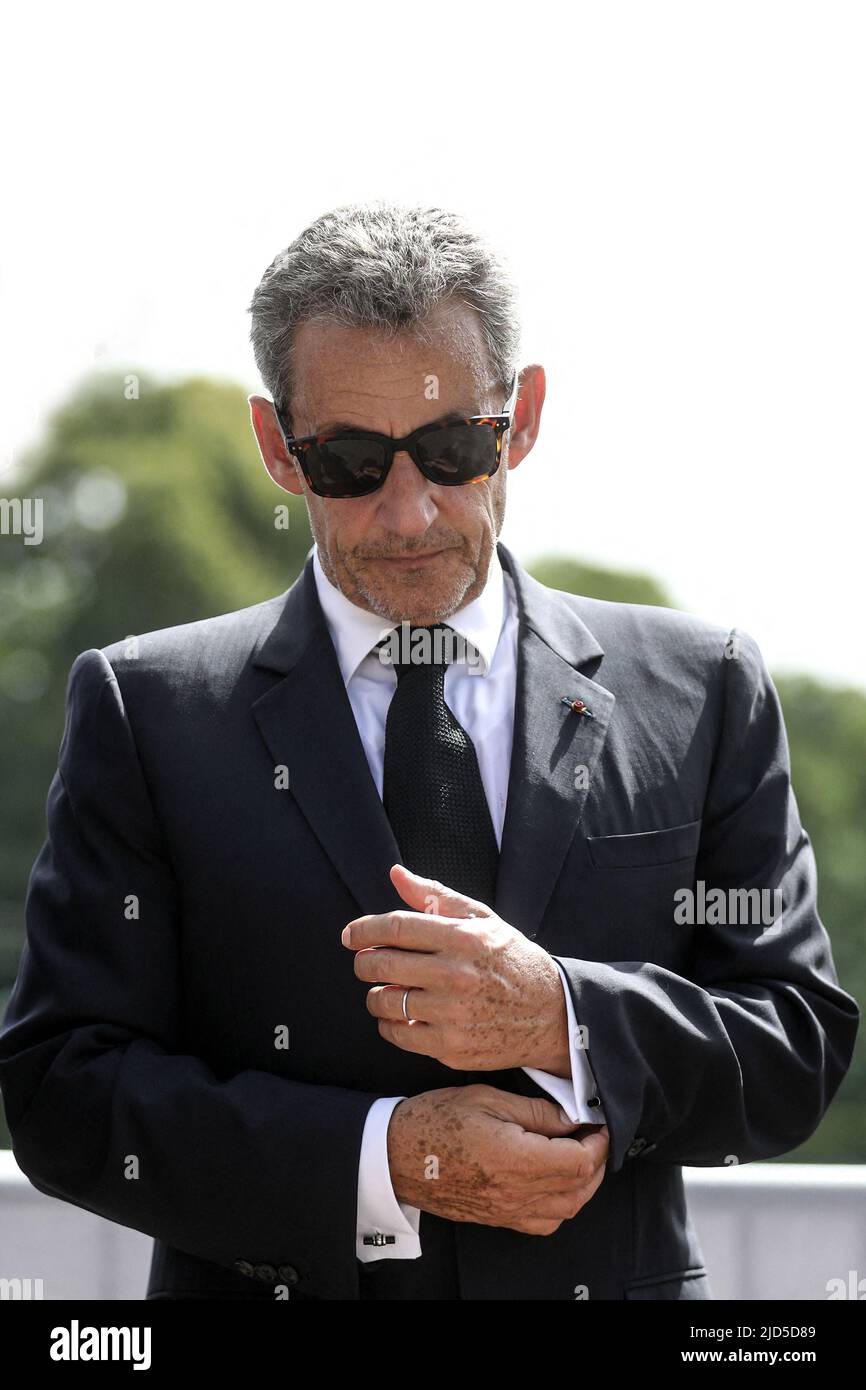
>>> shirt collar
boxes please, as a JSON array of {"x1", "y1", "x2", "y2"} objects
[{"x1": 312, "y1": 543, "x2": 506, "y2": 685}]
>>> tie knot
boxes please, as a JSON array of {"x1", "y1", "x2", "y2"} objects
[{"x1": 374, "y1": 622, "x2": 464, "y2": 679}]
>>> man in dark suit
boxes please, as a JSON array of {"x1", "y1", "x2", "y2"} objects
[{"x1": 0, "y1": 202, "x2": 858, "y2": 1300}]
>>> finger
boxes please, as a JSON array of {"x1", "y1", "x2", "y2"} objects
[
  {"x1": 518, "y1": 1105, "x2": 588, "y2": 1139},
  {"x1": 520, "y1": 1163, "x2": 608, "y2": 1224},
  {"x1": 477, "y1": 1091, "x2": 584, "y2": 1138},
  {"x1": 376, "y1": 1016, "x2": 437, "y2": 1057},
  {"x1": 516, "y1": 1130, "x2": 608, "y2": 1183},
  {"x1": 389, "y1": 863, "x2": 492, "y2": 921},
  {"x1": 366, "y1": 984, "x2": 432, "y2": 1024},
  {"x1": 575, "y1": 1127, "x2": 611, "y2": 1173},
  {"x1": 342, "y1": 909, "x2": 461, "y2": 952},
  {"x1": 353, "y1": 948, "x2": 443, "y2": 987},
  {"x1": 552, "y1": 1130, "x2": 610, "y2": 1182},
  {"x1": 537, "y1": 1154, "x2": 608, "y2": 1206},
  {"x1": 544, "y1": 1155, "x2": 608, "y2": 1217}
]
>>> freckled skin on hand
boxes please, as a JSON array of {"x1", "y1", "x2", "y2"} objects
[
  {"x1": 386, "y1": 1085, "x2": 609, "y2": 1233},
  {"x1": 349, "y1": 867, "x2": 572, "y2": 1076}
]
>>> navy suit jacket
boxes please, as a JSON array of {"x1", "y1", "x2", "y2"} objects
[{"x1": 0, "y1": 541, "x2": 858, "y2": 1299}]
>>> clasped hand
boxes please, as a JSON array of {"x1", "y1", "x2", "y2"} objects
[{"x1": 341, "y1": 863, "x2": 569, "y2": 1073}]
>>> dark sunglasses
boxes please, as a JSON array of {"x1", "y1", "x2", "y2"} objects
[{"x1": 271, "y1": 372, "x2": 520, "y2": 499}]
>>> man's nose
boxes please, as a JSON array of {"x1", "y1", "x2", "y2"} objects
[{"x1": 375, "y1": 451, "x2": 439, "y2": 534}]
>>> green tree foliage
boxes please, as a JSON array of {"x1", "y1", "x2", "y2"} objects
[
  {"x1": 772, "y1": 675, "x2": 866, "y2": 1158},
  {"x1": 527, "y1": 555, "x2": 674, "y2": 610},
  {"x1": 0, "y1": 374, "x2": 861, "y2": 1159}
]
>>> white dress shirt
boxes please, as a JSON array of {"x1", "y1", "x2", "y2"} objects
[{"x1": 311, "y1": 544, "x2": 605, "y2": 1262}]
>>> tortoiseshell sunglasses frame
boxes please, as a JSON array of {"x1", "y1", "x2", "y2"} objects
[{"x1": 271, "y1": 371, "x2": 520, "y2": 498}]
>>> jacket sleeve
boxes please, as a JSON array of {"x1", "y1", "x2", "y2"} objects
[
  {"x1": 553, "y1": 629, "x2": 860, "y2": 1175},
  {"x1": 0, "y1": 647, "x2": 389, "y2": 1300}
]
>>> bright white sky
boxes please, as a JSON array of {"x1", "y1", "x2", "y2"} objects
[{"x1": 2, "y1": 1, "x2": 864, "y2": 689}]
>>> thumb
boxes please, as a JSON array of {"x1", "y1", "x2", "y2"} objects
[
  {"x1": 486, "y1": 1090, "x2": 584, "y2": 1138},
  {"x1": 389, "y1": 863, "x2": 492, "y2": 919}
]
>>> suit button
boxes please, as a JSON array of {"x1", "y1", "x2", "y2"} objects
[
  {"x1": 278, "y1": 1264, "x2": 300, "y2": 1286},
  {"x1": 626, "y1": 1137, "x2": 647, "y2": 1158},
  {"x1": 233, "y1": 1260, "x2": 255, "y2": 1278},
  {"x1": 254, "y1": 1263, "x2": 278, "y2": 1282},
  {"x1": 642, "y1": 1142, "x2": 658, "y2": 1155}
]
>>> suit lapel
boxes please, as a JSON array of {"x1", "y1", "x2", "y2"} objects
[
  {"x1": 493, "y1": 543, "x2": 615, "y2": 938},
  {"x1": 249, "y1": 543, "x2": 615, "y2": 933},
  {"x1": 251, "y1": 551, "x2": 404, "y2": 916}
]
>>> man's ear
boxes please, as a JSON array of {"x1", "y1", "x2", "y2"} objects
[
  {"x1": 504, "y1": 364, "x2": 545, "y2": 473},
  {"x1": 248, "y1": 394, "x2": 304, "y2": 496}
]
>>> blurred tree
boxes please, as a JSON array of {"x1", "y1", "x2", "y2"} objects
[
  {"x1": 526, "y1": 555, "x2": 673, "y2": 609},
  {"x1": 772, "y1": 675, "x2": 866, "y2": 1159}
]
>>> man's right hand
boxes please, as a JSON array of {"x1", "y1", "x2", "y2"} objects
[{"x1": 386, "y1": 1084, "x2": 609, "y2": 1235}]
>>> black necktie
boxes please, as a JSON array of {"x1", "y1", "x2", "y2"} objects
[{"x1": 380, "y1": 624, "x2": 499, "y2": 905}]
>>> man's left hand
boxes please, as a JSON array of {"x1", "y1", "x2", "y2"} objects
[{"x1": 341, "y1": 863, "x2": 571, "y2": 1074}]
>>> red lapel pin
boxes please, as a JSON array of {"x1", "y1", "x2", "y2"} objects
[{"x1": 561, "y1": 696, "x2": 595, "y2": 719}]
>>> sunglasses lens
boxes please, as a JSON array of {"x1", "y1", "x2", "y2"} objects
[
  {"x1": 417, "y1": 425, "x2": 498, "y2": 484},
  {"x1": 303, "y1": 439, "x2": 388, "y2": 497},
  {"x1": 298, "y1": 424, "x2": 499, "y2": 497}
]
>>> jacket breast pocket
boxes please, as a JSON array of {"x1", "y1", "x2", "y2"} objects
[
  {"x1": 624, "y1": 1267, "x2": 712, "y2": 1300},
  {"x1": 586, "y1": 818, "x2": 702, "y2": 871}
]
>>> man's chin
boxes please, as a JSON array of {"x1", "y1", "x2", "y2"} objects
[{"x1": 353, "y1": 553, "x2": 473, "y2": 624}]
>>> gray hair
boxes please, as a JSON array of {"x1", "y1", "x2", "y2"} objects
[{"x1": 248, "y1": 200, "x2": 521, "y2": 421}]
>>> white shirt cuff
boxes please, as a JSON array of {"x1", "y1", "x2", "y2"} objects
[
  {"x1": 521, "y1": 961, "x2": 607, "y2": 1124},
  {"x1": 356, "y1": 1096, "x2": 422, "y2": 1261}
]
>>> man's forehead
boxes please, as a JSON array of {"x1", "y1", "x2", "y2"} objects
[
  {"x1": 290, "y1": 313, "x2": 491, "y2": 425},
  {"x1": 293, "y1": 308, "x2": 485, "y2": 376}
]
